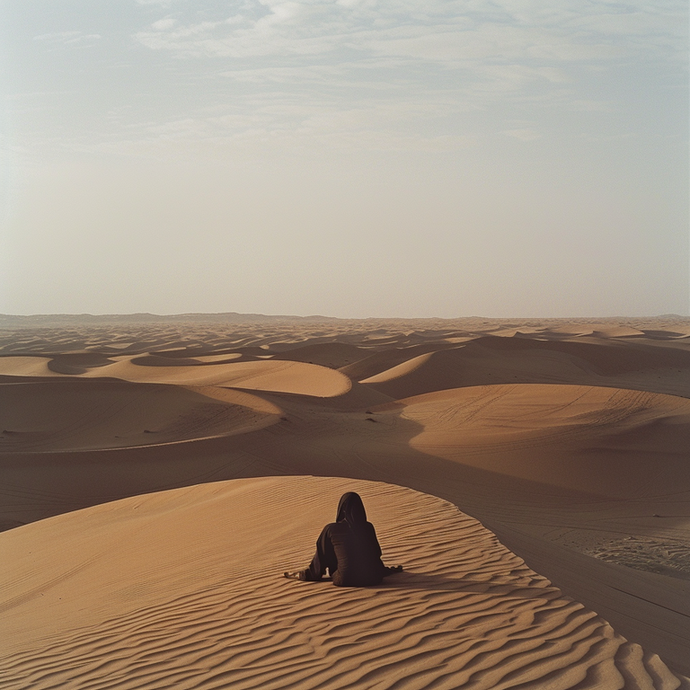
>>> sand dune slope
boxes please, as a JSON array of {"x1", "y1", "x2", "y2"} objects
[
  {"x1": 390, "y1": 383, "x2": 690, "y2": 496},
  {"x1": 0, "y1": 378, "x2": 281, "y2": 452},
  {"x1": 0, "y1": 355, "x2": 352, "y2": 398},
  {"x1": 360, "y1": 336, "x2": 690, "y2": 399},
  {"x1": 271, "y1": 341, "x2": 369, "y2": 368},
  {"x1": 1, "y1": 379, "x2": 688, "y2": 672},
  {"x1": 1, "y1": 476, "x2": 686, "y2": 690},
  {"x1": 96, "y1": 358, "x2": 353, "y2": 397}
]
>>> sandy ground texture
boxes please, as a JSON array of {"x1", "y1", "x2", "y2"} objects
[
  {"x1": 0, "y1": 314, "x2": 689, "y2": 686},
  {"x1": 1, "y1": 476, "x2": 686, "y2": 690}
]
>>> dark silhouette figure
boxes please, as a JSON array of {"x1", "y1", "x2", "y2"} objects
[{"x1": 284, "y1": 492, "x2": 402, "y2": 587}]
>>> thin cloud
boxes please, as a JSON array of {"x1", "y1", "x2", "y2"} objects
[
  {"x1": 152, "y1": 18, "x2": 177, "y2": 31},
  {"x1": 33, "y1": 31, "x2": 102, "y2": 46},
  {"x1": 10, "y1": 0, "x2": 686, "y2": 157},
  {"x1": 502, "y1": 128, "x2": 541, "y2": 141},
  {"x1": 133, "y1": 0, "x2": 684, "y2": 63},
  {"x1": 128, "y1": 0, "x2": 684, "y2": 132}
]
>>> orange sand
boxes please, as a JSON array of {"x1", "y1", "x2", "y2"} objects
[{"x1": 1, "y1": 315, "x2": 689, "y2": 687}]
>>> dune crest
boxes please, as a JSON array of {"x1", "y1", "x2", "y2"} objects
[
  {"x1": 0, "y1": 355, "x2": 352, "y2": 398},
  {"x1": 1, "y1": 477, "x2": 686, "y2": 689}
]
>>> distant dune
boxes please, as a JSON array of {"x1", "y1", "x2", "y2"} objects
[
  {"x1": 0, "y1": 311, "x2": 342, "y2": 329},
  {"x1": 1, "y1": 315, "x2": 689, "y2": 686}
]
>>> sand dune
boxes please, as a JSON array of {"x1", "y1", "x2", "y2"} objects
[
  {"x1": 0, "y1": 355, "x2": 352, "y2": 397},
  {"x1": 386, "y1": 383, "x2": 690, "y2": 495},
  {"x1": 100, "y1": 358, "x2": 353, "y2": 397},
  {"x1": 1, "y1": 477, "x2": 685, "y2": 689},
  {"x1": 0, "y1": 315, "x2": 689, "y2": 684},
  {"x1": 360, "y1": 336, "x2": 690, "y2": 399},
  {"x1": 0, "y1": 356, "x2": 53, "y2": 377},
  {"x1": 0, "y1": 378, "x2": 281, "y2": 452},
  {"x1": 271, "y1": 341, "x2": 370, "y2": 369}
]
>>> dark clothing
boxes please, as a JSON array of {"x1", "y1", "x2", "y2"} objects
[
  {"x1": 306, "y1": 520, "x2": 385, "y2": 586},
  {"x1": 304, "y1": 492, "x2": 387, "y2": 587}
]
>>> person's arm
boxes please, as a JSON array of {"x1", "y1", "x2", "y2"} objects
[
  {"x1": 306, "y1": 525, "x2": 336, "y2": 580},
  {"x1": 285, "y1": 524, "x2": 336, "y2": 581},
  {"x1": 368, "y1": 522, "x2": 403, "y2": 575},
  {"x1": 367, "y1": 522, "x2": 383, "y2": 559}
]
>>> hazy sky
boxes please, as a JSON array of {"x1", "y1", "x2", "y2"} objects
[{"x1": 1, "y1": 0, "x2": 687, "y2": 318}]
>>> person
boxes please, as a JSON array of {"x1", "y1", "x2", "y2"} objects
[{"x1": 284, "y1": 491, "x2": 403, "y2": 587}]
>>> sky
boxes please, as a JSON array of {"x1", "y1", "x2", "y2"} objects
[{"x1": 1, "y1": 0, "x2": 688, "y2": 319}]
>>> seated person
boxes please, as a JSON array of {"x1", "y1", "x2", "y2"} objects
[{"x1": 284, "y1": 491, "x2": 402, "y2": 587}]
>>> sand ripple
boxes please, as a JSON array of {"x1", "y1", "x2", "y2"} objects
[{"x1": 0, "y1": 477, "x2": 685, "y2": 689}]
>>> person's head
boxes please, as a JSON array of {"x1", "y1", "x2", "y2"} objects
[{"x1": 336, "y1": 492, "x2": 367, "y2": 526}]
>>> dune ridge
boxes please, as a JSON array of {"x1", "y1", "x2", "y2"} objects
[
  {"x1": 1, "y1": 477, "x2": 686, "y2": 689},
  {"x1": 1, "y1": 316, "x2": 689, "y2": 683}
]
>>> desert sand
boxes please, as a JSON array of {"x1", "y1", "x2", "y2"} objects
[{"x1": 0, "y1": 314, "x2": 689, "y2": 688}]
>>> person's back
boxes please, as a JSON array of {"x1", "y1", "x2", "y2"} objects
[
  {"x1": 325, "y1": 519, "x2": 384, "y2": 586},
  {"x1": 284, "y1": 491, "x2": 402, "y2": 587}
]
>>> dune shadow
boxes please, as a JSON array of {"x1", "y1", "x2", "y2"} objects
[
  {"x1": 47, "y1": 353, "x2": 115, "y2": 375},
  {"x1": 378, "y1": 571, "x2": 560, "y2": 600},
  {"x1": 637, "y1": 330, "x2": 689, "y2": 340},
  {"x1": 297, "y1": 572, "x2": 560, "y2": 601}
]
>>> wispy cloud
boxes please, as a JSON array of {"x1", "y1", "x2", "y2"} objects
[
  {"x1": 133, "y1": 0, "x2": 685, "y2": 63},
  {"x1": 104, "y1": 93, "x2": 480, "y2": 153},
  {"x1": 33, "y1": 31, "x2": 102, "y2": 47},
  {"x1": 129, "y1": 0, "x2": 686, "y2": 142},
  {"x1": 502, "y1": 128, "x2": 541, "y2": 141},
  {"x1": 10, "y1": 0, "x2": 686, "y2": 157},
  {"x1": 136, "y1": 0, "x2": 177, "y2": 6}
]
